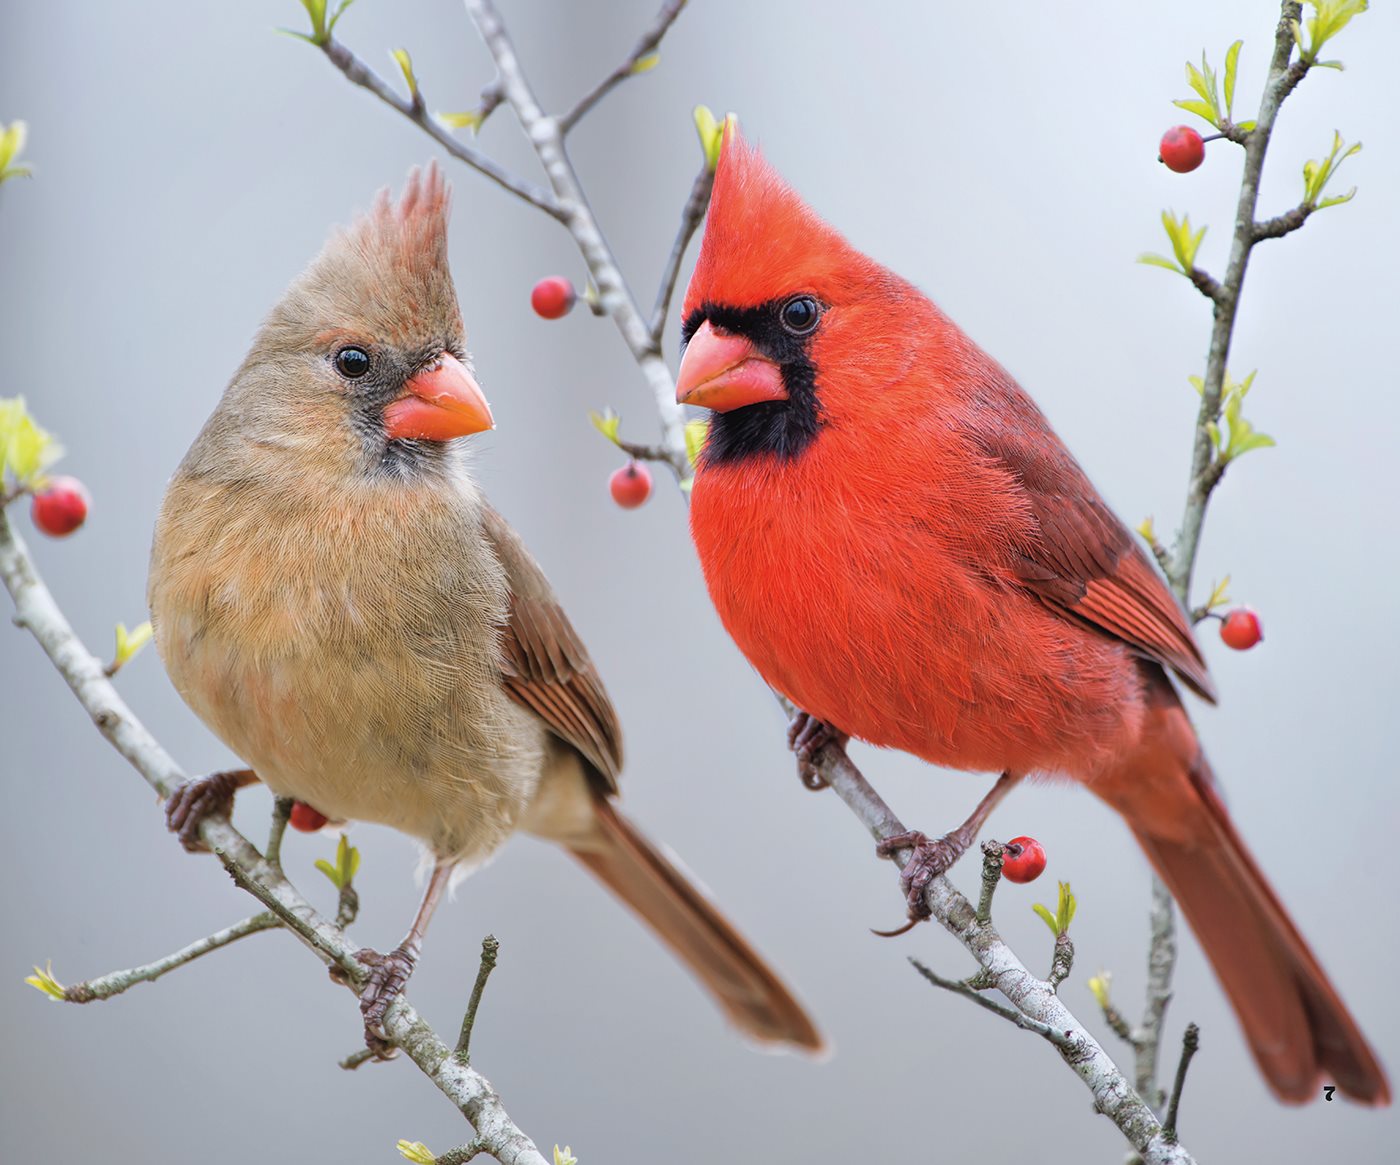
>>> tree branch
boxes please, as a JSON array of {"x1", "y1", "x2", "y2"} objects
[
  {"x1": 559, "y1": 0, "x2": 689, "y2": 133},
  {"x1": 51, "y1": 913, "x2": 280, "y2": 1004},
  {"x1": 0, "y1": 507, "x2": 548, "y2": 1165},
  {"x1": 317, "y1": 38, "x2": 563, "y2": 218},
  {"x1": 1168, "y1": 0, "x2": 1306, "y2": 602}
]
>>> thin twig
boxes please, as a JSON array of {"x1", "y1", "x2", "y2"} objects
[
  {"x1": 340, "y1": 1047, "x2": 379, "y2": 1071},
  {"x1": 1047, "y1": 934, "x2": 1074, "y2": 993},
  {"x1": 439, "y1": 1142, "x2": 488, "y2": 1165},
  {"x1": 910, "y1": 958, "x2": 1074, "y2": 1048},
  {"x1": 650, "y1": 164, "x2": 714, "y2": 344},
  {"x1": 559, "y1": 0, "x2": 689, "y2": 133},
  {"x1": 318, "y1": 38, "x2": 562, "y2": 218},
  {"x1": 266, "y1": 796, "x2": 293, "y2": 871},
  {"x1": 455, "y1": 935, "x2": 501, "y2": 1064},
  {"x1": 1253, "y1": 203, "x2": 1311, "y2": 240},
  {"x1": 1162, "y1": 1024, "x2": 1201, "y2": 1144},
  {"x1": 57, "y1": 913, "x2": 280, "y2": 1003}
]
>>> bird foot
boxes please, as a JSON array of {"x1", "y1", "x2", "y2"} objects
[
  {"x1": 165, "y1": 769, "x2": 250, "y2": 853},
  {"x1": 872, "y1": 829, "x2": 972, "y2": 936},
  {"x1": 354, "y1": 945, "x2": 418, "y2": 1058},
  {"x1": 787, "y1": 711, "x2": 848, "y2": 791}
]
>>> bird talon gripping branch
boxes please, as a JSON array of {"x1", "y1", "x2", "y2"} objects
[
  {"x1": 786, "y1": 710, "x2": 846, "y2": 791},
  {"x1": 164, "y1": 769, "x2": 259, "y2": 853}
]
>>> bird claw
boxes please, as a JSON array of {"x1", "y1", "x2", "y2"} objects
[
  {"x1": 355, "y1": 945, "x2": 417, "y2": 1058},
  {"x1": 787, "y1": 711, "x2": 848, "y2": 791},
  {"x1": 165, "y1": 770, "x2": 245, "y2": 853},
  {"x1": 872, "y1": 829, "x2": 970, "y2": 936}
]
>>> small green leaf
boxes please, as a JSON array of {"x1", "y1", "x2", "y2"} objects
[
  {"x1": 554, "y1": 1145, "x2": 578, "y2": 1165},
  {"x1": 113, "y1": 621, "x2": 154, "y2": 670},
  {"x1": 316, "y1": 834, "x2": 359, "y2": 891},
  {"x1": 0, "y1": 120, "x2": 32, "y2": 182},
  {"x1": 678, "y1": 476, "x2": 694, "y2": 494},
  {"x1": 326, "y1": 0, "x2": 355, "y2": 37},
  {"x1": 438, "y1": 110, "x2": 484, "y2": 132},
  {"x1": 1135, "y1": 515, "x2": 1156, "y2": 543},
  {"x1": 1, "y1": 397, "x2": 61, "y2": 487},
  {"x1": 630, "y1": 52, "x2": 661, "y2": 75},
  {"x1": 684, "y1": 419, "x2": 708, "y2": 467},
  {"x1": 1171, "y1": 99, "x2": 1218, "y2": 125},
  {"x1": 693, "y1": 106, "x2": 736, "y2": 171},
  {"x1": 588, "y1": 409, "x2": 622, "y2": 446},
  {"x1": 25, "y1": 961, "x2": 66, "y2": 1001},
  {"x1": 391, "y1": 48, "x2": 419, "y2": 101},
  {"x1": 1087, "y1": 972, "x2": 1111, "y2": 1010},
  {"x1": 1206, "y1": 421, "x2": 1222, "y2": 450},
  {"x1": 1137, "y1": 253, "x2": 1182, "y2": 273},
  {"x1": 397, "y1": 1141, "x2": 437, "y2": 1164},
  {"x1": 1236, "y1": 120, "x2": 1256, "y2": 132},
  {"x1": 1205, "y1": 575, "x2": 1232, "y2": 612},
  {"x1": 1223, "y1": 40, "x2": 1243, "y2": 119},
  {"x1": 1032, "y1": 903, "x2": 1058, "y2": 936}
]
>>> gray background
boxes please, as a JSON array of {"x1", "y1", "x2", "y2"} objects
[{"x1": 2, "y1": 1, "x2": 1397, "y2": 1161}]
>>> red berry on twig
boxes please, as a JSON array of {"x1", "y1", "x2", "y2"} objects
[
  {"x1": 289, "y1": 802, "x2": 329, "y2": 832},
  {"x1": 1002, "y1": 836, "x2": 1047, "y2": 884},
  {"x1": 1158, "y1": 125, "x2": 1206, "y2": 173},
  {"x1": 1219, "y1": 607, "x2": 1263, "y2": 650},
  {"x1": 30, "y1": 476, "x2": 90, "y2": 537},
  {"x1": 609, "y1": 460, "x2": 653, "y2": 509},
  {"x1": 530, "y1": 276, "x2": 576, "y2": 319}
]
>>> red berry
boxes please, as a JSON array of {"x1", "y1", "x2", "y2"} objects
[
  {"x1": 1159, "y1": 125, "x2": 1205, "y2": 173},
  {"x1": 289, "y1": 801, "x2": 329, "y2": 832},
  {"x1": 1219, "y1": 607, "x2": 1263, "y2": 651},
  {"x1": 1001, "y1": 836, "x2": 1047, "y2": 884},
  {"x1": 609, "y1": 461, "x2": 653, "y2": 509},
  {"x1": 30, "y1": 476, "x2": 90, "y2": 537},
  {"x1": 530, "y1": 276, "x2": 576, "y2": 320}
]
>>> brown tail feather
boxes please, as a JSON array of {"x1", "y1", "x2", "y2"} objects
[
  {"x1": 566, "y1": 793, "x2": 824, "y2": 1053},
  {"x1": 1095, "y1": 668, "x2": 1389, "y2": 1104}
]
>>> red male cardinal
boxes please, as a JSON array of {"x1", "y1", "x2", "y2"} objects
[
  {"x1": 148, "y1": 162, "x2": 820, "y2": 1056},
  {"x1": 676, "y1": 129, "x2": 1387, "y2": 1104}
]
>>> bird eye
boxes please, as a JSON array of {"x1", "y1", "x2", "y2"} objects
[
  {"x1": 334, "y1": 346, "x2": 371, "y2": 379},
  {"x1": 779, "y1": 295, "x2": 820, "y2": 335}
]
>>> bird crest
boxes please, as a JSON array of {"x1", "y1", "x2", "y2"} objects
[
  {"x1": 685, "y1": 128, "x2": 882, "y2": 317},
  {"x1": 283, "y1": 160, "x2": 462, "y2": 350}
]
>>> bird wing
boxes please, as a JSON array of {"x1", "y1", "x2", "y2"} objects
[
  {"x1": 480, "y1": 504, "x2": 624, "y2": 792},
  {"x1": 970, "y1": 405, "x2": 1217, "y2": 703}
]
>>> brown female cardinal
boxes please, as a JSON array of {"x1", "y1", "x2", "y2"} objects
[
  {"x1": 675, "y1": 128, "x2": 1387, "y2": 1104},
  {"x1": 148, "y1": 162, "x2": 820, "y2": 1056}
]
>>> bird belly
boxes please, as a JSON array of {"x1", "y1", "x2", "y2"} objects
[
  {"x1": 150, "y1": 477, "x2": 540, "y2": 865},
  {"x1": 692, "y1": 466, "x2": 1143, "y2": 778}
]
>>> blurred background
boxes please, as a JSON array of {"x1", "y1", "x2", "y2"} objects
[{"x1": 2, "y1": 1, "x2": 1397, "y2": 1161}]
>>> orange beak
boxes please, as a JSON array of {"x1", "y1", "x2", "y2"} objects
[
  {"x1": 382, "y1": 352, "x2": 494, "y2": 441},
  {"x1": 675, "y1": 321, "x2": 786, "y2": 412}
]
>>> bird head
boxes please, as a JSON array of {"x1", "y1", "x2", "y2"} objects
[
  {"x1": 216, "y1": 161, "x2": 493, "y2": 481},
  {"x1": 677, "y1": 128, "x2": 924, "y2": 463}
]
